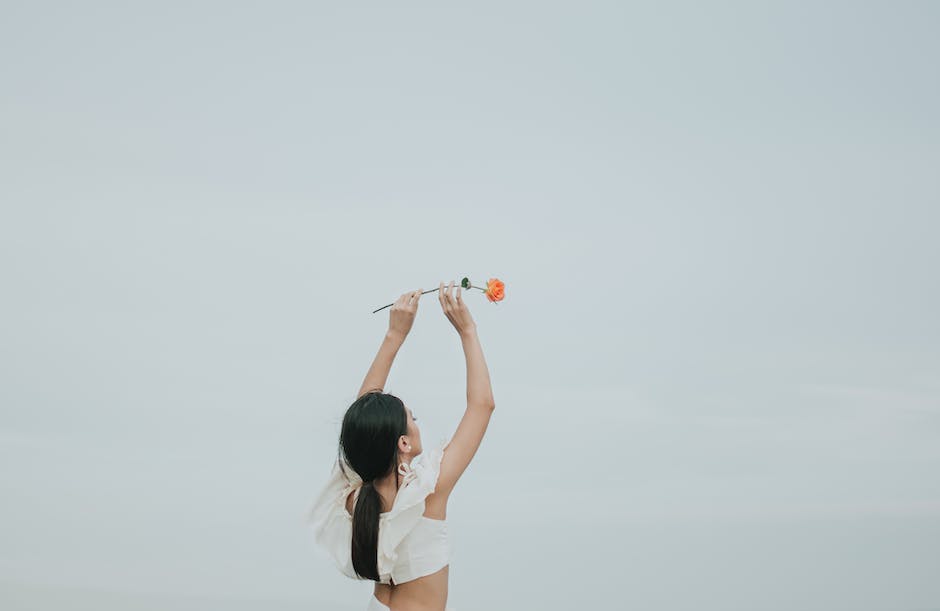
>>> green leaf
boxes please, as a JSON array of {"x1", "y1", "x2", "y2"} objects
[{"x1": 461, "y1": 277, "x2": 471, "y2": 289}]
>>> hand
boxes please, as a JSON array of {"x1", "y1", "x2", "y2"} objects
[
  {"x1": 388, "y1": 289, "x2": 421, "y2": 340},
  {"x1": 439, "y1": 280, "x2": 477, "y2": 336}
]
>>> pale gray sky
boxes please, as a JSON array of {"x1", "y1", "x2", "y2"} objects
[{"x1": 2, "y1": 2, "x2": 938, "y2": 610}]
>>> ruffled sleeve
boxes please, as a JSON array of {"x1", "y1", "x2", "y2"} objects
[
  {"x1": 375, "y1": 439, "x2": 446, "y2": 581},
  {"x1": 307, "y1": 457, "x2": 361, "y2": 580},
  {"x1": 307, "y1": 438, "x2": 448, "y2": 584}
]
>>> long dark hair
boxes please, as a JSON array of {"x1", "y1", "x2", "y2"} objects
[{"x1": 339, "y1": 391, "x2": 408, "y2": 581}]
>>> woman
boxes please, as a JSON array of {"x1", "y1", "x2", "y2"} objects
[{"x1": 309, "y1": 280, "x2": 496, "y2": 611}]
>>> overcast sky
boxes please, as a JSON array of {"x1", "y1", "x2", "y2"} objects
[{"x1": 2, "y1": 2, "x2": 938, "y2": 610}]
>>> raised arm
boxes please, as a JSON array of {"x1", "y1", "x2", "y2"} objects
[
  {"x1": 435, "y1": 281, "x2": 496, "y2": 496},
  {"x1": 357, "y1": 289, "x2": 422, "y2": 399}
]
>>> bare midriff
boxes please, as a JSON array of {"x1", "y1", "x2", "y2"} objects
[{"x1": 373, "y1": 565, "x2": 449, "y2": 611}]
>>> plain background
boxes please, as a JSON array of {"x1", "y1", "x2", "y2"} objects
[{"x1": 2, "y1": 2, "x2": 938, "y2": 610}]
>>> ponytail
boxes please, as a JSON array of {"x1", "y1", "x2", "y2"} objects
[
  {"x1": 340, "y1": 391, "x2": 408, "y2": 582},
  {"x1": 351, "y1": 480, "x2": 383, "y2": 580}
]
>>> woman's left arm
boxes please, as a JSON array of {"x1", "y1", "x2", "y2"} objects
[
  {"x1": 357, "y1": 289, "x2": 422, "y2": 398},
  {"x1": 357, "y1": 331, "x2": 405, "y2": 398}
]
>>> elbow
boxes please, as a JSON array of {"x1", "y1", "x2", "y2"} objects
[{"x1": 469, "y1": 399, "x2": 495, "y2": 412}]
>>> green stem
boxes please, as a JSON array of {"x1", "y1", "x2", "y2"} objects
[{"x1": 372, "y1": 285, "x2": 484, "y2": 314}]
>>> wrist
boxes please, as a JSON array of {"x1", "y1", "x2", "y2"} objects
[
  {"x1": 386, "y1": 330, "x2": 406, "y2": 344},
  {"x1": 459, "y1": 325, "x2": 478, "y2": 341}
]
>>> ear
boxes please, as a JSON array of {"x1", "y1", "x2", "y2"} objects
[{"x1": 397, "y1": 435, "x2": 411, "y2": 453}]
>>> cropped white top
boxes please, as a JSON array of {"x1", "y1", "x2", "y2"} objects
[{"x1": 308, "y1": 439, "x2": 451, "y2": 585}]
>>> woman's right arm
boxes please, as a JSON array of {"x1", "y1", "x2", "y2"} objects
[{"x1": 435, "y1": 281, "x2": 496, "y2": 496}]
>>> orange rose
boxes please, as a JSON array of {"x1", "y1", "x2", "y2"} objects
[{"x1": 484, "y1": 278, "x2": 505, "y2": 303}]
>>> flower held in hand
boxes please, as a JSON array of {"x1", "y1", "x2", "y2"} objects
[{"x1": 372, "y1": 276, "x2": 507, "y2": 313}]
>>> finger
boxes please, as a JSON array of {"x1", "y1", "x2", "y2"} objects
[
  {"x1": 442, "y1": 281, "x2": 453, "y2": 311},
  {"x1": 438, "y1": 281, "x2": 445, "y2": 306},
  {"x1": 455, "y1": 284, "x2": 462, "y2": 302},
  {"x1": 446, "y1": 280, "x2": 455, "y2": 302}
]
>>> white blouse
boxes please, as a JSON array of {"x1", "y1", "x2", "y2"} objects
[{"x1": 308, "y1": 439, "x2": 451, "y2": 585}]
